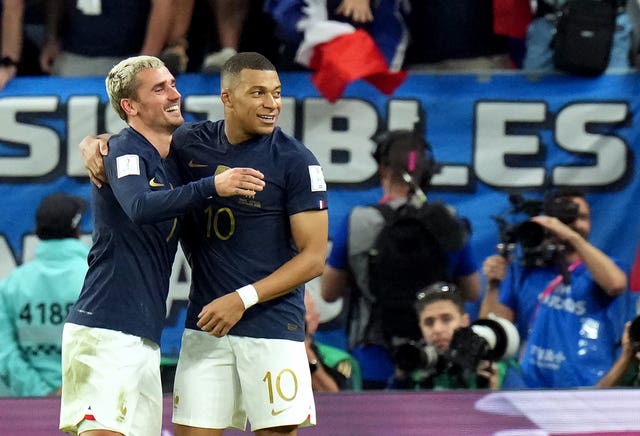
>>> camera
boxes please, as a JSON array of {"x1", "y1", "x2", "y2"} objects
[
  {"x1": 393, "y1": 314, "x2": 520, "y2": 376},
  {"x1": 493, "y1": 194, "x2": 579, "y2": 267},
  {"x1": 629, "y1": 315, "x2": 640, "y2": 354}
]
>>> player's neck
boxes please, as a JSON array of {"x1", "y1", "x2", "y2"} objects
[{"x1": 134, "y1": 126, "x2": 172, "y2": 158}]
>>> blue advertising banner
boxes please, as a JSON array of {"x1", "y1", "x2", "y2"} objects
[{"x1": 1, "y1": 71, "x2": 639, "y2": 358}]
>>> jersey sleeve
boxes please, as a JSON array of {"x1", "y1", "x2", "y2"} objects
[
  {"x1": 104, "y1": 143, "x2": 216, "y2": 225},
  {"x1": 284, "y1": 147, "x2": 328, "y2": 216}
]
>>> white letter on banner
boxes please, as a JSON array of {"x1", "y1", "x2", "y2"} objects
[
  {"x1": 0, "y1": 236, "x2": 17, "y2": 281},
  {"x1": 475, "y1": 102, "x2": 546, "y2": 187},
  {"x1": 67, "y1": 96, "x2": 100, "y2": 177},
  {"x1": 105, "y1": 106, "x2": 127, "y2": 135},
  {"x1": 0, "y1": 97, "x2": 59, "y2": 177},
  {"x1": 183, "y1": 95, "x2": 224, "y2": 121},
  {"x1": 553, "y1": 103, "x2": 627, "y2": 186},
  {"x1": 387, "y1": 99, "x2": 421, "y2": 131},
  {"x1": 303, "y1": 99, "x2": 378, "y2": 183}
]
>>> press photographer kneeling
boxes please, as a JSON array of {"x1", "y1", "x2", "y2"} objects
[{"x1": 388, "y1": 282, "x2": 519, "y2": 390}]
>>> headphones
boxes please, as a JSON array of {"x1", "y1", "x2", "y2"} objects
[{"x1": 371, "y1": 129, "x2": 440, "y2": 188}]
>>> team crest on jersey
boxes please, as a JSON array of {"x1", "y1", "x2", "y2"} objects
[
  {"x1": 215, "y1": 165, "x2": 230, "y2": 176},
  {"x1": 239, "y1": 197, "x2": 261, "y2": 208}
]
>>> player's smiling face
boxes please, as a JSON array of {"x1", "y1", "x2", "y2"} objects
[
  {"x1": 224, "y1": 69, "x2": 281, "y2": 143},
  {"x1": 130, "y1": 66, "x2": 183, "y2": 133}
]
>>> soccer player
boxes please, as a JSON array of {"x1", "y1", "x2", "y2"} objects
[{"x1": 79, "y1": 52, "x2": 329, "y2": 435}]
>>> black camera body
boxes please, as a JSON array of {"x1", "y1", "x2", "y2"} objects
[
  {"x1": 494, "y1": 194, "x2": 579, "y2": 267},
  {"x1": 629, "y1": 315, "x2": 640, "y2": 354}
]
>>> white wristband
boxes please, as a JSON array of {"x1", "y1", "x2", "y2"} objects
[{"x1": 236, "y1": 284, "x2": 259, "y2": 309}]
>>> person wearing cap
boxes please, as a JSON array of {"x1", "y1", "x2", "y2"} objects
[{"x1": 0, "y1": 192, "x2": 89, "y2": 397}]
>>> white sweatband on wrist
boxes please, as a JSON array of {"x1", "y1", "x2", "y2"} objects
[{"x1": 236, "y1": 284, "x2": 259, "y2": 309}]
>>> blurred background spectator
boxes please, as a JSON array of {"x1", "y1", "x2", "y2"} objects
[
  {"x1": 200, "y1": 0, "x2": 249, "y2": 73},
  {"x1": 39, "y1": 0, "x2": 194, "y2": 77},
  {"x1": 405, "y1": 0, "x2": 514, "y2": 71},
  {"x1": 0, "y1": 193, "x2": 88, "y2": 397},
  {"x1": 522, "y1": 0, "x2": 633, "y2": 73},
  {"x1": 305, "y1": 290, "x2": 362, "y2": 392},
  {"x1": 0, "y1": 0, "x2": 48, "y2": 90}
]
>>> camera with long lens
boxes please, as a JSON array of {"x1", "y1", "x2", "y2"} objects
[
  {"x1": 392, "y1": 314, "x2": 520, "y2": 379},
  {"x1": 493, "y1": 194, "x2": 579, "y2": 267}
]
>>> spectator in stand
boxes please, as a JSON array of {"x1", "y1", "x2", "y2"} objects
[
  {"x1": 0, "y1": 0, "x2": 48, "y2": 90},
  {"x1": 522, "y1": 0, "x2": 633, "y2": 72},
  {"x1": 321, "y1": 129, "x2": 480, "y2": 389},
  {"x1": 201, "y1": 0, "x2": 249, "y2": 73},
  {"x1": 39, "y1": 0, "x2": 194, "y2": 77},
  {"x1": 305, "y1": 290, "x2": 362, "y2": 392},
  {"x1": 0, "y1": 193, "x2": 89, "y2": 397},
  {"x1": 404, "y1": 0, "x2": 512, "y2": 71}
]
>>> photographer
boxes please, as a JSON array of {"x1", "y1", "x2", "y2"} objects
[
  {"x1": 321, "y1": 129, "x2": 481, "y2": 389},
  {"x1": 597, "y1": 318, "x2": 640, "y2": 388},
  {"x1": 388, "y1": 282, "x2": 515, "y2": 390},
  {"x1": 480, "y1": 188, "x2": 628, "y2": 388}
]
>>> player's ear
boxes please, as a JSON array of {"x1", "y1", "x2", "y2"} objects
[
  {"x1": 221, "y1": 89, "x2": 232, "y2": 107},
  {"x1": 120, "y1": 98, "x2": 136, "y2": 116}
]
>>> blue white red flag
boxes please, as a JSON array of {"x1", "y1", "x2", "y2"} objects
[{"x1": 264, "y1": 0, "x2": 409, "y2": 102}]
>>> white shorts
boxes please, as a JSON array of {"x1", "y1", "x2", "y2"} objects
[
  {"x1": 172, "y1": 330, "x2": 316, "y2": 431},
  {"x1": 59, "y1": 323, "x2": 162, "y2": 436}
]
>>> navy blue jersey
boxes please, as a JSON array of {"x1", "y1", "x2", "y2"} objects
[
  {"x1": 63, "y1": 0, "x2": 150, "y2": 57},
  {"x1": 67, "y1": 128, "x2": 216, "y2": 344},
  {"x1": 171, "y1": 120, "x2": 328, "y2": 342}
]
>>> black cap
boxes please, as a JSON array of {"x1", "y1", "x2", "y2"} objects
[{"x1": 35, "y1": 193, "x2": 87, "y2": 240}]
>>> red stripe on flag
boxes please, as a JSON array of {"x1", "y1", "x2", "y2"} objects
[{"x1": 309, "y1": 29, "x2": 407, "y2": 102}]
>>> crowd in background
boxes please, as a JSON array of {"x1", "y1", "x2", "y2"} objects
[{"x1": 2, "y1": 0, "x2": 640, "y2": 91}]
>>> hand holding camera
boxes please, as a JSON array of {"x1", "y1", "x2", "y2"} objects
[{"x1": 493, "y1": 193, "x2": 579, "y2": 268}]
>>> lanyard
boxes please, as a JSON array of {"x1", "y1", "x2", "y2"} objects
[
  {"x1": 539, "y1": 259, "x2": 583, "y2": 301},
  {"x1": 528, "y1": 259, "x2": 584, "y2": 334}
]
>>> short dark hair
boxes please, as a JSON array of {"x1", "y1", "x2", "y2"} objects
[
  {"x1": 221, "y1": 52, "x2": 276, "y2": 89},
  {"x1": 414, "y1": 281, "x2": 465, "y2": 316},
  {"x1": 36, "y1": 193, "x2": 87, "y2": 240},
  {"x1": 548, "y1": 187, "x2": 586, "y2": 202}
]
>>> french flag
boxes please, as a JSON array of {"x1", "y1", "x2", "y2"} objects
[
  {"x1": 265, "y1": 0, "x2": 409, "y2": 102},
  {"x1": 492, "y1": 0, "x2": 533, "y2": 39}
]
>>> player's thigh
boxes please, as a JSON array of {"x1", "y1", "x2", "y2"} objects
[
  {"x1": 59, "y1": 323, "x2": 162, "y2": 436},
  {"x1": 172, "y1": 329, "x2": 245, "y2": 430},
  {"x1": 231, "y1": 337, "x2": 316, "y2": 432}
]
